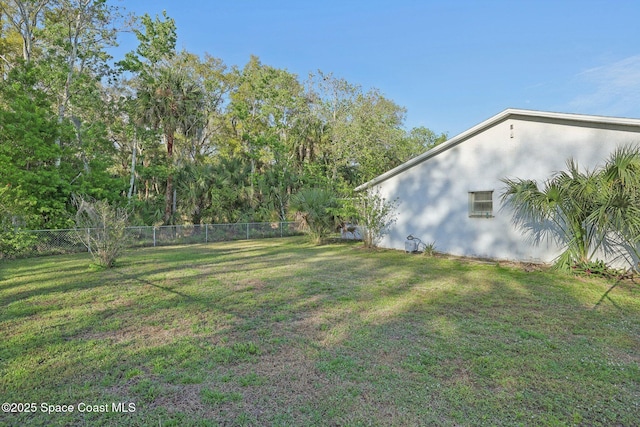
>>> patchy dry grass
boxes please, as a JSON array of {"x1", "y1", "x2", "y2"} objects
[{"x1": 1, "y1": 237, "x2": 639, "y2": 426}]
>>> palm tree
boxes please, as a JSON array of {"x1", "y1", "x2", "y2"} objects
[
  {"x1": 137, "y1": 65, "x2": 204, "y2": 224},
  {"x1": 590, "y1": 146, "x2": 640, "y2": 265},
  {"x1": 501, "y1": 146, "x2": 640, "y2": 270},
  {"x1": 175, "y1": 162, "x2": 213, "y2": 225},
  {"x1": 290, "y1": 188, "x2": 339, "y2": 244}
]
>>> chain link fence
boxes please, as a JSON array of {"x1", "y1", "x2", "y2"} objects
[{"x1": 1, "y1": 222, "x2": 303, "y2": 259}]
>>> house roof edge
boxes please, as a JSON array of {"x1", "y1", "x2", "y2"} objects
[{"x1": 355, "y1": 108, "x2": 640, "y2": 191}]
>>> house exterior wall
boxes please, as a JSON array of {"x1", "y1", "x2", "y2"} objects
[{"x1": 372, "y1": 114, "x2": 640, "y2": 265}]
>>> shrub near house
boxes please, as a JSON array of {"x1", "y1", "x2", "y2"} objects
[{"x1": 501, "y1": 146, "x2": 640, "y2": 272}]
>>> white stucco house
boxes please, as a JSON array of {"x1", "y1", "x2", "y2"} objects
[{"x1": 355, "y1": 108, "x2": 640, "y2": 266}]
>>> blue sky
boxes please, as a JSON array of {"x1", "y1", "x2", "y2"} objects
[{"x1": 110, "y1": 0, "x2": 640, "y2": 137}]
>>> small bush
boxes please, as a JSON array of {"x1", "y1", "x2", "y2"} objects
[
  {"x1": 570, "y1": 260, "x2": 627, "y2": 279},
  {"x1": 355, "y1": 189, "x2": 399, "y2": 248},
  {"x1": 73, "y1": 196, "x2": 129, "y2": 268},
  {"x1": 290, "y1": 188, "x2": 339, "y2": 244},
  {"x1": 422, "y1": 241, "x2": 437, "y2": 257},
  {"x1": 0, "y1": 230, "x2": 37, "y2": 259},
  {"x1": 0, "y1": 184, "x2": 37, "y2": 259}
]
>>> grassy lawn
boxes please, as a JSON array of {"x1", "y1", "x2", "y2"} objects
[{"x1": 1, "y1": 237, "x2": 639, "y2": 426}]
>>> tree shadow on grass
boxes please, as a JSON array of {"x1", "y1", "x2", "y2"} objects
[{"x1": 2, "y1": 239, "x2": 639, "y2": 426}]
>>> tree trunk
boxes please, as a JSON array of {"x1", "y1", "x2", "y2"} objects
[
  {"x1": 164, "y1": 175, "x2": 173, "y2": 224},
  {"x1": 164, "y1": 131, "x2": 175, "y2": 224},
  {"x1": 127, "y1": 135, "x2": 137, "y2": 200}
]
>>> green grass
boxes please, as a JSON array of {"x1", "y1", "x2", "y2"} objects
[{"x1": 1, "y1": 236, "x2": 639, "y2": 426}]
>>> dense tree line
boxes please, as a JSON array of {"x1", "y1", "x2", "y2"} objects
[{"x1": 0, "y1": 1, "x2": 446, "y2": 231}]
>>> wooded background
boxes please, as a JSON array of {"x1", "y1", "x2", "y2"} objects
[{"x1": 0, "y1": 1, "x2": 446, "y2": 230}]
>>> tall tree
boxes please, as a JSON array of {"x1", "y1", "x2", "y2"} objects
[
  {"x1": 0, "y1": 0, "x2": 49, "y2": 63},
  {"x1": 121, "y1": 11, "x2": 197, "y2": 224},
  {"x1": 0, "y1": 1, "x2": 25, "y2": 75},
  {"x1": 39, "y1": 0, "x2": 119, "y2": 169},
  {"x1": 0, "y1": 63, "x2": 71, "y2": 228},
  {"x1": 304, "y1": 72, "x2": 426, "y2": 189},
  {"x1": 405, "y1": 126, "x2": 448, "y2": 153},
  {"x1": 177, "y1": 52, "x2": 230, "y2": 162},
  {"x1": 136, "y1": 62, "x2": 204, "y2": 223},
  {"x1": 2, "y1": 0, "x2": 124, "y2": 203},
  {"x1": 349, "y1": 88, "x2": 407, "y2": 184},
  {"x1": 227, "y1": 56, "x2": 307, "y2": 219},
  {"x1": 304, "y1": 71, "x2": 359, "y2": 185}
]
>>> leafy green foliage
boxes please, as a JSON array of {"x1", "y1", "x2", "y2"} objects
[
  {"x1": 119, "y1": 11, "x2": 177, "y2": 73},
  {"x1": 348, "y1": 189, "x2": 399, "y2": 248},
  {"x1": 1, "y1": 6, "x2": 444, "y2": 230},
  {"x1": 0, "y1": 63, "x2": 71, "y2": 229},
  {"x1": 290, "y1": 188, "x2": 339, "y2": 243},
  {"x1": 422, "y1": 240, "x2": 438, "y2": 257},
  {"x1": 0, "y1": 184, "x2": 38, "y2": 259},
  {"x1": 570, "y1": 259, "x2": 626, "y2": 279},
  {"x1": 501, "y1": 146, "x2": 640, "y2": 271},
  {"x1": 126, "y1": 19, "x2": 205, "y2": 224}
]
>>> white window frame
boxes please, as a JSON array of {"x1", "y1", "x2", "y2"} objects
[{"x1": 468, "y1": 190, "x2": 494, "y2": 218}]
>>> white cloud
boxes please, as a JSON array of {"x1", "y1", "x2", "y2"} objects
[{"x1": 568, "y1": 55, "x2": 640, "y2": 117}]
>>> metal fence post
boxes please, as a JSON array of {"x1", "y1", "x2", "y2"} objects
[
  {"x1": 246, "y1": 223, "x2": 250, "y2": 240},
  {"x1": 205, "y1": 224, "x2": 208, "y2": 243},
  {"x1": 87, "y1": 228, "x2": 91, "y2": 253},
  {"x1": 153, "y1": 227, "x2": 156, "y2": 247}
]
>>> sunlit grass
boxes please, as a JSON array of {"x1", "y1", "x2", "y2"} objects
[{"x1": 1, "y1": 237, "x2": 639, "y2": 426}]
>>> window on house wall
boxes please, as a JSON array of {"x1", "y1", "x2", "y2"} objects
[{"x1": 469, "y1": 191, "x2": 493, "y2": 218}]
